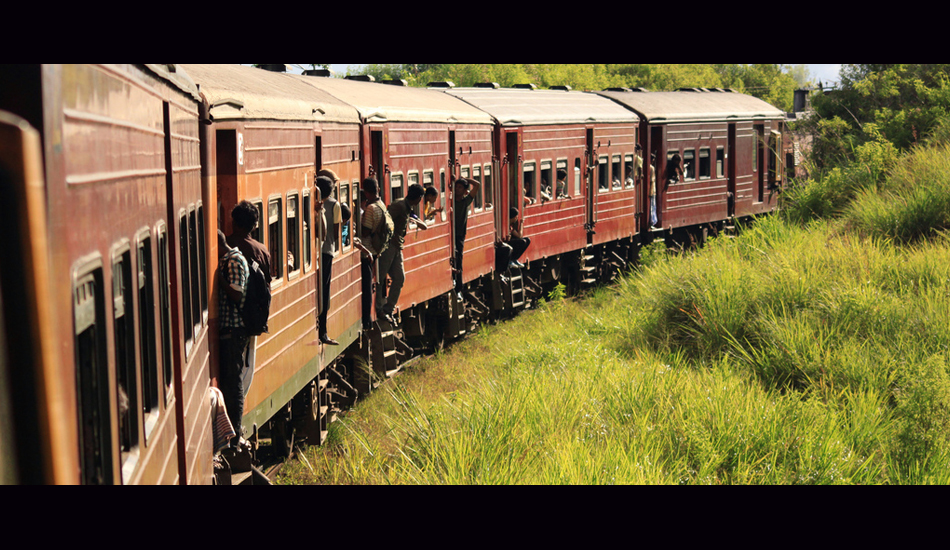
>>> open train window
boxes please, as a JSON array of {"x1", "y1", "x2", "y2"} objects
[
  {"x1": 699, "y1": 148, "x2": 711, "y2": 179},
  {"x1": 268, "y1": 197, "x2": 283, "y2": 282},
  {"x1": 598, "y1": 156, "x2": 609, "y2": 191},
  {"x1": 574, "y1": 158, "x2": 582, "y2": 196},
  {"x1": 409, "y1": 172, "x2": 421, "y2": 216},
  {"x1": 136, "y1": 233, "x2": 158, "y2": 441},
  {"x1": 251, "y1": 201, "x2": 263, "y2": 244},
  {"x1": 113, "y1": 245, "x2": 139, "y2": 479},
  {"x1": 540, "y1": 161, "x2": 553, "y2": 201},
  {"x1": 196, "y1": 205, "x2": 208, "y2": 324},
  {"x1": 483, "y1": 165, "x2": 493, "y2": 209},
  {"x1": 624, "y1": 155, "x2": 635, "y2": 188},
  {"x1": 717, "y1": 147, "x2": 725, "y2": 178},
  {"x1": 188, "y1": 208, "x2": 201, "y2": 337},
  {"x1": 302, "y1": 191, "x2": 312, "y2": 269},
  {"x1": 523, "y1": 161, "x2": 536, "y2": 202},
  {"x1": 611, "y1": 155, "x2": 622, "y2": 190},
  {"x1": 179, "y1": 212, "x2": 193, "y2": 352},
  {"x1": 74, "y1": 263, "x2": 113, "y2": 485},
  {"x1": 472, "y1": 166, "x2": 482, "y2": 211},
  {"x1": 156, "y1": 224, "x2": 173, "y2": 403},
  {"x1": 440, "y1": 169, "x2": 447, "y2": 222},
  {"x1": 287, "y1": 193, "x2": 300, "y2": 277},
  {"x1": 391, "y1": 173, "x2": 404, "y2": 202},
  {"x1": 684, "y1": 149, "x2": 695, "y2": 181},
  {"x1": 340, "y1": 183, "x2": 351, "y2": 249},
  {"x1": 556, "y1": 159, "x2": 569, "y2": 198}
]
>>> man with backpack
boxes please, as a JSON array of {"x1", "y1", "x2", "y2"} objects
[
  {"x1": 356, "y1": 177, "x2": 393, "y2": 325},
  {"x1": 376, "y1": 183, "x2": 428, "y2": 324},
  {"x1": 217, "y1": 230, "x2": 250, "y2": 447},
  {"x1": 226, "y1": 201, "x2": 272, "y2": 411}
]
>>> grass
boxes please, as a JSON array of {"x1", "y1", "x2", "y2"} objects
[{"x1": 276, "y1": 140, "x2": 950, "y2": 485}]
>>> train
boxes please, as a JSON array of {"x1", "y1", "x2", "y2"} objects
[{"x1": 0, "y1": 64, "x2": 789, "y2": 484}]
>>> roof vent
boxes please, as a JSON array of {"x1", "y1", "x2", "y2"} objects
[
  {"x1": 427, "y1": 81, "x2": 456, "y2": 88},
  {"x1": 383, "y1": 79, "x2": 408, "y2": 86},
  {"x1": 258, "y1": 64, "x2": 288, "y2": 73},
  {"x1": 550, "y1": 85, "x2": 572, "y2": 91},
  {"x1": 513, "y1": 83, "x2": 538, "y2": 90},
  {"x1": 474, "y1": 82, "x2": 500, "y2": 88},
  {"x1": 604, "y1": 87, "x2": 632, "y2": 92},
  {"x1": 678, "y1": 87, "x2": 702, "y2": 92},
  {"x1": 630, "y1": 87, "x2": 649, "y2": 92},
  {"x1": 303, "y1": 69, "x2": 332, "y2": 77},
  {"x1": 346, "y1": 74, "x2": 376, "y2": 82}
]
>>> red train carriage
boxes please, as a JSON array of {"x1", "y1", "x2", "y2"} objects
[
  {"x1": 444, "y1": 86, "x2": 641, "y2": 294},
  {"x1": 597, "y1": 89, "x2": 787, "y2": 240},
  {"x1": 0, "y1": 64, "x2": 211, "y2": 484},
  {"x1": 292, "y1": 75, "x2": 496, "y2": 355},
  {"x1": 181, "y1": 64, "x2": 364, "y2": 451}
]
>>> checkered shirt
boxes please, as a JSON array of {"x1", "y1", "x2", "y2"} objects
[{"x1": 219, "y1": 247, "x2": 248, "y2": 329}]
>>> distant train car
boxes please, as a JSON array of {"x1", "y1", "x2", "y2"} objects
[
  {"x1": 0, "y1": 64, "x2": 210, "y2": 484},
  {"x1": 181, "y1": 64, "x2": 364, "y2": 450},
  {"x1": 291, "y1": 74, "x2": 497, "y2": 355},
  {"x1": 597, "y1": 89, "x2": 787, "y2": 240},
  {"x1": 443, "y1": 85, "x2": 641, "y2": 293}
]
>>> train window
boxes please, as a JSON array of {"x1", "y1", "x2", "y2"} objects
[
  {"x1": 197, "y1": 205, "x2": 208, "y2": 324},
  {"x1": 574, "y1": 158, "x2": 582, "y2": 196},
  {"x1": 540, "y1": 161, "x2": 553, "y2": 201},
  {"x1": 287, "y1": 194, "x2": 300, "y2": 277},
  {"x1": 268, "y1": 198, "x2": 283, "y2": 282},
  {"x1": 409, "y1": 172, "x2": 422, "y2": 216},
  {"x1": 188, "y1": 209, "x2": 201, "y2": 336},
  {"x1": 136, "y1": 235, "x2": 158, "y2": 439},
  {"x1": 598, "y1": 156, "x2": 609, "y2": 191},
  {"x1": 440, "y1": 170, "x2": 447, "y2": 222},
  {"x1": 352, "y1": 184, "x2": 361, "y2": 236},
  {"x1": 523, "y1": 162, "x2": 536, "y2": 202},
  {"x1": 556, "y1": 160, "x2": 568, "y2": 198},
  {"x1": 156, "y1": 225, "x2": 173, "y2": 402},
  {"x1": 624, "y1": 155, "x2": 635, "y2": 189},
  {"x1": 699, "y1": 148, "x2": 711, "y2": 179},
  {"x1": 717, "y1": 147, "x2": 725, "y2": 178},
  {"x1": 683, "y1": 150, "x2": 695, "y2": 181},
  {"x1": 179, "y1": 213, "x2": 193, "y2": 350},
  {"x1": 340, "y1": 183, "x2": 351, "y2": 248},
  {"x1": 113, "y1": 247, "x2": 139, "y2": 476},
  {"x1": 611, "y1": 156, "x2": 622, "y2": 190},
  {"x1": 391, "y1": 173, "x2": 404, "y2": 202},
  {"x1": 303, "y1": 191, "x2": 312, "y2": 269},
  {"x1": 251, "y1": 201, "x2": 263, "y2": 244},
  {"x1": 483, "y1": 165, "x2": 493, "y2": 209},
  {"x1": 472, "y1": 166, "x2": 482, "y2": 211},
  {"x1": 74, "y1": 265, "x2": 113, "y2": 485}
]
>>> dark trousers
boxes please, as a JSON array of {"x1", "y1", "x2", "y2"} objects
[
  {"x1": 510, "y1": 237, "x2": 530, "y2": 264},
  {"x1": 220, "y1": 329, "x2": 250, "y2": 443},
  {"x1": 495, "y1": 242, "x2": 513, "y2": 271},
  {"x1": 454, "y1": 237, "x2": 465, "y2": 291},
  {"x1": 319, "y1": 253, "x2": 333, "y2": 336}
]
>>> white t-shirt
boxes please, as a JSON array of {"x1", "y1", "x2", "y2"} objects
[{"x1": 321, "y1": 197, "x2": 343, "y2": 255}]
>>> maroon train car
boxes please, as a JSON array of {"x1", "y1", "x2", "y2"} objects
[
  {"x1": 0, "y1": 64, "x2": 211, "y2": 484},
  {"x1": 444, "y1": 85, "x2": 641, "y2": 293},
  {"x1": 182, "y1": 64, "x2": 364, "y2": 450},
  {"x1": 597, "y1": 89, "x2": 787, "y2": 239},
  {"x1": 292, "y1": 75, "x2": 496, "y2": 355}
]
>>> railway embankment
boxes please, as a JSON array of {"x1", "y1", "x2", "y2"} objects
[{"x1": 278, "y1": 133, "x2": 950, "y2": 484}]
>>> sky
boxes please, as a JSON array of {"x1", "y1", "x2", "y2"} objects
[{"x1": 284, "y1": 64, "x2": 843, "y2": 86}]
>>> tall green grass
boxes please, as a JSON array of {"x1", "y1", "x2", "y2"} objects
[{"x1": 276, "y1": 139, "x2": 950, "y2": 485}]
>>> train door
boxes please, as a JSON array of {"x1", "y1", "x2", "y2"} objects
[
  {"x1": 755, "y1": 124, "x2": 765, "y2": 203},
  {"x1": 505, "y1": 131, "x2": 520, "y2": 233},
  {"x1": 371, "y1": 130, "x2": 385, "y2": 201},
  {"x1": 585, "y1": 128, "x2": 595, "y2": 240},
  {"x1": 650, "y1": 126, "x2": 663, "y2": 227},
  {"x1": 728, "y1": 123, "x2": 736, "y2": 217}
]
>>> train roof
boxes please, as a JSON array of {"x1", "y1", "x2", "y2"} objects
[
  {"x1": 142, "y1": 64, "x2": 202, "y2": 102},
  {"x1": 443, "y1": 87, "x2": 639, "y2": 126},
  {"x1": 177, "y1": 64, "x2": 361, "y2": 124},
  {"x1": 595, "y1": 90, "x2": 785, "y2": 123},
  {"x1": 284, "y1": 74, "x2": 495, "y2": 125}
]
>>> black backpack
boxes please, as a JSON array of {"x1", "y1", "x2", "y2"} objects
[{"x1": 242, "y1": 259, "x2": 271, "y2": 336}]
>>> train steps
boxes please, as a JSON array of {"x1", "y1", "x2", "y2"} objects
[
  {"x1": 506, "y1": 267, "x2": 526, "y2": 309},
  {"x1": 370, "y1": 318, "x2": 400, "y2": 379},
  {"x1": 580, "y1": 252, "x2": 598, "y2": 288}
]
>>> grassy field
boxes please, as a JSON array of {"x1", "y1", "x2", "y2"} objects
[{"x1": 277, "y1": 141, "x2": 950, "y2": 485}]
